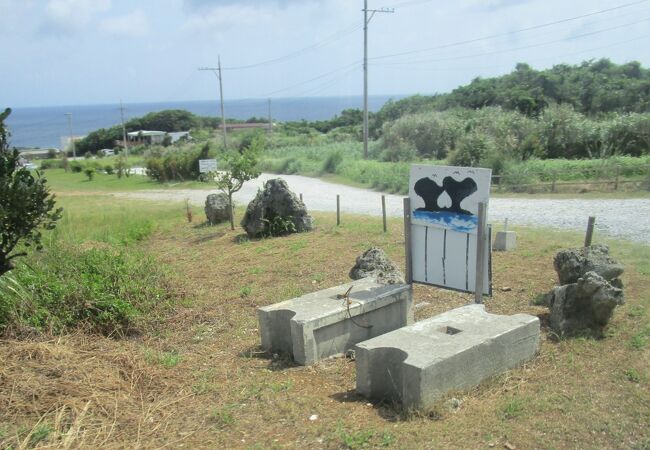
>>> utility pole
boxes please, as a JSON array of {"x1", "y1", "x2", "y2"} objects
[
  {"x1": 119, "y1": 99, "x2": 129, "y2": 160},
  {"x1": 199, "y1": 55, "x2": 227, "y2": 149},
  {"x1": 363, "y1": 0, "x2": 393, "y2": 159},
  {"x1": 267, "y1": 98, "x2": 273, "y2": 134},
  {"x1": 64, "y1": 112, "x2": 76, "y2": 159}
]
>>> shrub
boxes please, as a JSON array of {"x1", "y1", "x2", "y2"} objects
[
  {"x1": 84, "y1": 168, "x2": 95, "y2": 181},
  {"x1": 322, "y1": 149, "x2": 344, "y2": 173},
  {"x1": 263, "y1": 216, "x2": 297, "y2": 237},
  {"x1": 448, "y1": 131, "x2": 495, "y2": 167},
  {"x1": 70, "y1": 162, "x2": 83, "y2": 173},
  {"x1": 0, "y1": 118, "x2": 62, "y2": 276},
  {"x1": 104, "y1": 164, "x2": 115, "y2": 175},
  {"x1": 0, "y1": 244, "x2": 173, "y2": 336}
]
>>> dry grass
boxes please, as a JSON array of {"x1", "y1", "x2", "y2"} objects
[{"x1": 1, "y1": 209, "x2": 649, "y2": 449}]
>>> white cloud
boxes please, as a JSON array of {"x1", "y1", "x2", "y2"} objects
[
  {"x1": 182, "y1": 3, "x2": 281, "y2": 32},
  {"x1": 41, "y1": 0, "x2": 111, "y2": 34},
  {"x1": 100, "y1": 9, "x2": 150, "y2": 38}
]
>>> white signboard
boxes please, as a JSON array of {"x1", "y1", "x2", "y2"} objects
[
  {"x1": 408, "y1": 165, "x2": 492, "y2": 295},
  {"x1": 199, "y1": 159, "x2": 217, "y2": 173}
]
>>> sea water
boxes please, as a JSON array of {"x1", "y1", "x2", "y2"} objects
[{"x1": 5, "y1": 95, "x2": 399, "y2": 149}]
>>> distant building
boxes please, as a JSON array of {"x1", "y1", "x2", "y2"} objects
[
  {"x1": 99, "y1": 148, "x2": 115, "y2": 156},
  {"x1": 126, "y1": 130, "x2": 191, "y2": 146},
  {"x1": 127, "y1": 130, "x2": 167, "y2": 145},
  {"x1": 168, "y1": 131, "x2": 191, "y2": 143}
]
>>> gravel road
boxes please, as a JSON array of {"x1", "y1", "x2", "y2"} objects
[{"x1": 115, "y1": 173, "x2": 650, "y2": 244}]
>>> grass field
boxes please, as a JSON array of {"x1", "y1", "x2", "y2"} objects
[
  {"x1": 41, "y1": 168, "x2": 211, "y2": 192},
  {"x1": 0, "y1": 189, "x2": 648, "y2": 449}
]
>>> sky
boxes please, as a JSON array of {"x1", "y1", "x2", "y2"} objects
[{"x1": 1, "y1": 0, "x2": 650, "y2": 108}]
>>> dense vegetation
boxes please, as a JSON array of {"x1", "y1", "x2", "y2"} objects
[
  {"x1": 370, "y1": 59, "x2": 650, "y2": 134},
  {"x1": 60, "y1": 59, "x2": 650, "y2": 194}
]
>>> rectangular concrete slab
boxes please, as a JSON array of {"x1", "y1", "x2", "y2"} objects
[
  {"x1": 257, "y1": 278, "x2": 412, "y2": 365},
  {"x1": 355, "y1": 304, "x2": 539, "y2": 410}
]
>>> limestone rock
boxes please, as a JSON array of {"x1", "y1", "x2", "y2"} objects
[
  {"x1": 204, "y1": 193, "x2": 231, "y2": 225},
  {"x1": 241, "y1": 178, "x2": 313, "y2": 238},
  {"x1": 554, "y1": 244, "x2": 624, "y2": 285},
  {"x1": 548, "y1": 271, "x2": 624, "y2": 337},
  {"x1": 349, "y1": 247, "x2": 405, "y2": 285}
]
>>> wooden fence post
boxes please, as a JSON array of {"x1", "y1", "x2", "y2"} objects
[
  {"x1": 551, "y1": 172, "x2": 557, "y2": 193},
  {"x1": 336, "y1": 195, "x2": 340, "y2": 226},
  {"x1": 382, "y1": 195, "x2": 387, "y2": 233},
  {"x1": 614, "y1": 166, "x2": 620, "y2": 191},
  {"x1": 584, "y1": 216, "x2": 596, "y2": 247},
  {"x1": 300, "y1": 193, "x2": 303, "y2": 202}
]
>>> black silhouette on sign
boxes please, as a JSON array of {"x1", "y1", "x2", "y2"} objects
[{"x1": 414, "y1": 176, "x2": 478, "y2": 216}]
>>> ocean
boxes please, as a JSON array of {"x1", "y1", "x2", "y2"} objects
[{"x1": 4, "y1": 95, "x2": 399, "y2": 149}]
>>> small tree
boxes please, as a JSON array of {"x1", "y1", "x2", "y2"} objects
[
  {"x1": 0, "y1": 108, "x2": 62, "y2": 276},
  {"x1": 214, "y1": 137, "x2": 262, "y2": 230}
]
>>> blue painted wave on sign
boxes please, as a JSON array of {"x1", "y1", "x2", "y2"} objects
[{"x1": 412, "y1": 210, "x2": 478, "y2": 233}]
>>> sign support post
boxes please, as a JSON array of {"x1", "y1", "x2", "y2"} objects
[
  {"x1": 403, "y1": 197, "x2": 413, "y2": 284},
  {"x1": 474, "y1": 202, "x2": 487, "y2": 304}
]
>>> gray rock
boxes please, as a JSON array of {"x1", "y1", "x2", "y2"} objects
[
  {"x1": 349, "y1": 247, "x2": 405, "y2": 285},
  {"x1": 204, "y1": 193, "x2": 231, "y2": 225},
  {"x1": 548, "y1": 271, "x2": 624, "y2": 337},
  {"x1": 554, "y1": 244, "x2": 624, "y2": 285},
  {"x1": 241, "y1": 178, "x2": 313, "y2": 238}
]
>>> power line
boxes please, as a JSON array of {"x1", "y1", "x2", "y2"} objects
[
  {"x1": 370, "y1": 32, "x2": 650, "y2": 73},
  {"x1": 370, "y1": 0, "x2": 649, "y2": 61},
  {"x1": 223, "y1": 22, "x2": 362, "y2": 71},
  {"x1": 371, "y1": 16, "x2": 650, "y2": 66},
  {"x1": 260, "y1": 61, "x2": 360, "y2": 97}
]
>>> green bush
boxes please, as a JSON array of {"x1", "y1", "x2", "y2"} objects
[
  {"x1": 70, "y1": 162, "x2": 83, "y2": 173},
  {"x1": 0, "y1": 244, "x2": 173, "y2": 336},
  {"x1": 448, "y1": 131, "x2": 495, "y2": 167},
  {"x1": 322, "y1": 149, "x2": 344, "y2": 173},
  {"x1": 145, "y1": 142, "x2": 212, "y2": 182}
]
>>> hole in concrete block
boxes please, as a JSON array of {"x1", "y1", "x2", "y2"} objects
[{"x1": 440, "y1": 326, "x2": 462, "y2": 335}]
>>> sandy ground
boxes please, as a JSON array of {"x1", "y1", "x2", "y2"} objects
[{"x1": 114, "y1": 173, "x2": 650, "y2": 244}]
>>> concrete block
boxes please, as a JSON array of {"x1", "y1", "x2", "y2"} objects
[
  {"x1": 493, "y1": 231, "x2": 517, "y2": 251},
  {"x1": 258, "y1": 278, "x2": 412, "y2": 365},
  {"x1": 355, "y1": 304, "x2": 539, "y2": 410}
]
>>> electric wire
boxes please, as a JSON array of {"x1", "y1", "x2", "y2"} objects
[
  {"x1": 223, "y1": 22, "x2": 362, "y2": 71},
  {"x1": 370, "y1": 16, "x2": 650, "y2": 66},
  {"x1": 370, "y1": 0, "x2": 649, "y2": 61}
]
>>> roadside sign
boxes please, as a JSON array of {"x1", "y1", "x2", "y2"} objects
[
  {"x1": 199, "y1": 159, "x2": 217, "y2": 173},
  {"x1": 407, "y1": 164, "x2": 492, "y2": 295}
]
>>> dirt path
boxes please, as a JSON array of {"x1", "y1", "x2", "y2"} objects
[{"x1": 114, "y1": 173, "x2": 650, "y2": 244}]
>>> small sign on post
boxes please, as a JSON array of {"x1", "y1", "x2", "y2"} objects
[{"x1": 198, "y1": 159, "x2": 217, "y2": 173}]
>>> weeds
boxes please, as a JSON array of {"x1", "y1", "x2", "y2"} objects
[
  {"x1": 239, "y1": 285, "x2": 252, "y2": 298},
  {"x1": 144, "y1": 349, "x2": 181, "y2": 368},
  {"x1": 623, "y1": 369, "x2": 643, "y2": 383},
  {"x1": 0, "y1": 244, "x2": 174, "y2": 336},
  {"x1": 501, "y1": 397, "x2": 526, "y2": 420},
  {"x1": 210, "y1": 405, "x2": 236, "y2": 428}
]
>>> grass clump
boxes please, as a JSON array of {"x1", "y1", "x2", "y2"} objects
[
  {"x1": 0, "y1": 243, "x2": 174, "y2": 336},
  {"x1": 144, "y1": 349, "x2": 182, "y2": 367}
]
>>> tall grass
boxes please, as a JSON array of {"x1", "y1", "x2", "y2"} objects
[{"x1": 0, "y1": 196, "x2": 184, "y2": 336}]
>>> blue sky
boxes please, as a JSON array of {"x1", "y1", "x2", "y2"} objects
[{"x1": 2, "y1": 0, "x2": 650, "y2": 107}]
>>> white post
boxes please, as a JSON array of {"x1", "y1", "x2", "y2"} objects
[
  {"x1": 403, "y1": 197, "x2": 413, "y2": 284},
  {"x1": 474, "y1": 202, "x2": 487, "y2": 304}
]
